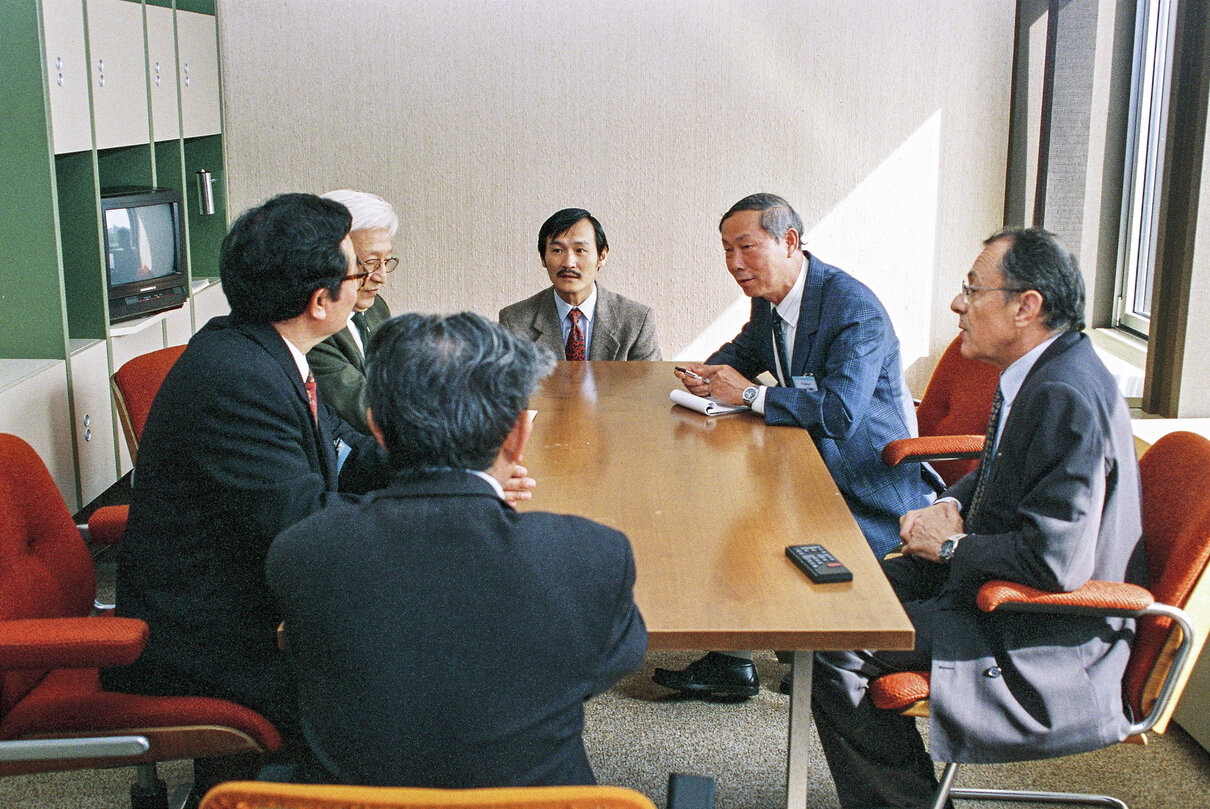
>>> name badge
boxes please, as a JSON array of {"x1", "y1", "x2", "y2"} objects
[{"x1": 792, "y1": 374, "x2": 818, "y2": 392}]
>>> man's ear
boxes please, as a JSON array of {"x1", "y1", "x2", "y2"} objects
[
  {"x1": 307, "y1": 287, "x2": 330, "y2": 321},
  {"x1": 783, "y1": 227, "x2": 801, "y2": 257},
  {"x1": 365, "y1": 408, "x2": 388, "y2": 450},
  {"x1": 598, "y1": 246, "x2": 609, "y2": 269},
  {"x1": 1013, "y1": 289, "x2": 1045, "y2": 328},
  {"x1": 500, "y1": 410, "x2": 534, "y2": 464}
]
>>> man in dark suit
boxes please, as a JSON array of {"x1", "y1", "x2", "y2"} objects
[
  {"x1": 307, "y1": 189, "x2": 396, "y2": 434},
  {"x1": 811, "y1": 227, "x2": 1146, "y2": 807},
  {"x1": 499, "y1": 207, "x2": 661, "y2": 360},
  {"x1": 267, "y1": 312, "x2": 647, "y2": 788},
  {"x1": 656, "y1": 193, "x2": 933, "y2": 698}
]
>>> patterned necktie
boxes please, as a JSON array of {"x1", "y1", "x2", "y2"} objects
[
  {"x1": 565, "y1": 308, "x2": 586, "y2": 361},
  {"x1": 964, "y1": 385, "x2": 1004, "y2": 527},
  {"x1": 771, "y1": 311, "x2": 793, "y2": 386},
  {"x1": 351, "y1": 311, "x2": 370, "y2": 350},
  {"x1": 304, "y1": 371, "x2": 319, "y2": 424}
]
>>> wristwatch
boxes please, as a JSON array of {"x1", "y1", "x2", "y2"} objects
[
  {"x1": 938, "y1": 533, "x2": 966, "y2": 564},
  {"x1": 742, "y1": 385, "x2": 759, "y2": 406}
]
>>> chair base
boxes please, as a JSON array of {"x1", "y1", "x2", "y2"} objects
[{"x1": 936, "y1": 763, "x2": 1128, "y2": 809}]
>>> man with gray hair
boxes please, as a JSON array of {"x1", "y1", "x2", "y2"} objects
[
  {"x1": 307, "y1": 189, "x2": 398, "y2": 433},
  {"x1": 657, "y1": 192, "x2": 933, "y2": 699},
  {"x1": 267, "y1": 312, "x2": 647, "y2": 788}
]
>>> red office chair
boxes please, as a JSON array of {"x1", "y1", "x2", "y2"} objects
[
  {"x1": 200, "y1": 782, "x2": 660, "y2": 809},
  {"x1": 0, "y1": 433, "x2": 281, "y2": 809},
  {"x1": 869, "y1": 431, "x2": 1210, "y2": 808},
  {"x1": 882, "y1": 334, "x2": 1001, "y2": 488},
  {"x1": 112, "y1": 344, "x2": 188, "y2": 464}
]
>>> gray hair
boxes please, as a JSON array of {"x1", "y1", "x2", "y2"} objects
[
  {"x1": 719, "y1": 193, "x2": 804, "y2": 243},
  {"x1": 364, "y1": 312, "x2": 556, "y2": 472},
  {"x1": 321, "y1": 189, "x2": 399, "y2": 237},
  {"x1": 984, "y1": 227, "x2": 1086, "y2": 332}
]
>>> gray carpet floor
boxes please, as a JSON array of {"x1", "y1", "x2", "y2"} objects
[{"x1": 4, "y1": 649, "x2": 1210, "y2": 808}]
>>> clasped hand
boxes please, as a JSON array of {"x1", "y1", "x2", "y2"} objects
[
  {"x1": 898, "y1": 500, "x2": 964, "y2": 563},
  {"x1": 674, "y1": 363, "x2": 753, "y2": 406},
  {"x1": 503, "y1": 464, "x2": 536, "y2": 505}
]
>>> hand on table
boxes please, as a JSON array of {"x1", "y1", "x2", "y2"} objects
[
  {"x1": 898, "y1": 500, "x2": 963, "y2": 563},
  {"x1": 674, "y1": 363, "x2": 753, "y2": 406}
]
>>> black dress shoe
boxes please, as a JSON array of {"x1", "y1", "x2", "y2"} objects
[{"x1": 652, "y1": 652, "x2": 759, "y2": 699}]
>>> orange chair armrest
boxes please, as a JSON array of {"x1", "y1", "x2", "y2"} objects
[
  {"x1": 881, "y1": 435, "x2": 985, "y2": 466},
  {"x1": 87, "y1": 505, "x2": 129, "y2": 545},
  {"x1": 0, "y1": 617, "x2": 147, "y2": 670},
  {"x1": 977, "y1": 580, "x2": 1155, "y2": 616}
]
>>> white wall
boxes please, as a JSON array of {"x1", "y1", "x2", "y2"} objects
[{"x1": 217, "y1": 0, "x2": 1015, "y2": 391}]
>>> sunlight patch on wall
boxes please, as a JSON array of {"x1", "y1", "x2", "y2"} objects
[{"x1": 676, "y1": 111, "x2": 943, "y2": 372}]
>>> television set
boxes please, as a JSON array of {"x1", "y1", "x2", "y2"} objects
[{"x1": 100, "y1": 187, "x2": 189, "y2": 324}]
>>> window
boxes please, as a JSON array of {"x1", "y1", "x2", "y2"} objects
[{"x1": 1114, "y1": 0, "x2": 1179, "y2": 337}]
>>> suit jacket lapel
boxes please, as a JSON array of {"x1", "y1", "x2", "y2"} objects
[
  {"x1": 330, "y1": 327, "x2": 365, "y2": 371},
  {"x1": 792, "y1": 253, "x2": 823, "y2": 377},
  {"x1": 588, "y1": 286, "x2": 620, "y2": 360},
  {"x1": 243, "y1": 320, "x2": 338, "y2": 486},
  {"x1": 531, "y1": 290, "x2": 566, "y2": 358}
]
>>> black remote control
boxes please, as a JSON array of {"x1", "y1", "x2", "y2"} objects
[{"x1": 785, "y1": 544, "x2": 853, "y2": 583}]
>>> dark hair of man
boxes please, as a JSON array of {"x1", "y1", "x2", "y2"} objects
[
  {"x1": 537, "y1": 208, "x2": 608, "y2": 256},
  {"x1": 719, "y1": 193, "x2": 805, "y2": 243},
  {"x1": 219, "y1": 193, "x2": 353, "y2": 323},
  {"x1": 365, "y1": 312, "x2": 556, "y2": 473},
  {"x1": 985, "y1": 226, "x2": 1086, "y2": 332}
]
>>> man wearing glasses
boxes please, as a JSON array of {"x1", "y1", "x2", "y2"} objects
[{"x1": 307, "y1": 189, "x2": 398, "y2": 434}]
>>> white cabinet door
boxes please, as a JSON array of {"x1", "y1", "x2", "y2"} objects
[
  {"x1": 69, "y1": 340, "x2": 118, "y2": 505},
  {"x1": 145, "y1": 3, "x2": 180, "y2": 142},
  {"x1": 86, "y1": 0, "x2": 150, "y2": 151},
  {"x1": 176, "y1": 10, "x2": 221, "y2": 138},
  {"x1": 163, "y1": 302, "x2": 193, "y2": 346},
  {"x1": 42, "y1": 0, "x2": 92, "y2": 154},
  {"x1": 0, "y1": 360, "x2": 78, "y2": 510},
  {"x1": 191, "y1": 280, "x2": 229, "y2": 331}
]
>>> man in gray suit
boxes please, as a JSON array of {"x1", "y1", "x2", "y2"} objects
[
  {"x1": 811, "y1": 227, "x2": 1146, "y2": 807},
  {"x1": 499, "y1": 208, "x2": 661, "y2": 360}
]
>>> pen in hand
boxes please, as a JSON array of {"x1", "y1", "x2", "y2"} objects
[{"x1": 674, "y1": 366, "x2": 705, "y2": 381}]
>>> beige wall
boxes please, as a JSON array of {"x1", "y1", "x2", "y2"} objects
[{"x1": 217, "y1": 0, "x2": 1014, "y2": 391}]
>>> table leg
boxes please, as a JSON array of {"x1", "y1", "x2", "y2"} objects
[{"x1": 786, "y1": 650, "x2": 813, "y2": 809}]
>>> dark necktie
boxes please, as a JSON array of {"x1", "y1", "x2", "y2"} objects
[
  {"x1": 565, "y1": 308, "x2": 586, "y2": 361},
  {"x1": 351, "y1": 311, "x2": 370, "y2": 351},
  {"x1": 964, "y1": 385, "x2": 1004, "y2": 527},
  {"x1": 304, "y1": 371, "x2": 319, "y2": 424},
  {"x1": 771, "y1": 311, "x2": 793, "y2": 386}
]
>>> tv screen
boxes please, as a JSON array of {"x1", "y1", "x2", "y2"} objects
[
  {"x1": 104, "y1": 203, "x2": 177, "y2": 286},
  {"x1": 100, "y1": 187, "x2": 188, "y2": 324}
]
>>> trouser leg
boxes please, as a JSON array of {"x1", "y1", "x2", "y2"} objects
[{"x1": 811, "y1": 649, "x2": 941, "y2": 809}]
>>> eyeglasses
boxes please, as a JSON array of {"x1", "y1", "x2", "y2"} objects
[
  {"x1": 343, "y1": 257, "x2": 400, "y2": 290},
  {"x1": 356, "y1": 256, "x2": 399, "y2": 274},
  {"x1": 961, "y1": 280, "x2": 1026, "y2": 304}
]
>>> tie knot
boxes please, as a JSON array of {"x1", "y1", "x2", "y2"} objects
[
  {"x1": 352, "y1": 311, "x2": 368, "y2": 331},
  {"x1": 569, "y1": 307, "x2": 582, "y2": 325}
]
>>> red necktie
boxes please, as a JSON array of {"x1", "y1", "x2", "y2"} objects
[
  {"x1": 305, "y1": 371, "x2": 319, "y2": 424},
  {"x1": 565, "y1": 308, "x2": 586, "y2": 361}
]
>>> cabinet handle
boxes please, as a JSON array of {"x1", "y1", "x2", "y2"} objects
[
  {"x1": 84, "y1": 429, "x2": 92, "y2": 442},
  {"x1": 83, "y1": 414, "x2": 91, "y2": 427}
]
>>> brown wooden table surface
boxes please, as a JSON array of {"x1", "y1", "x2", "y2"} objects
[
  {"x1": 519, "y1": 360, "x2": 914, "y2": 653},
  {"x1": 519, "y1": 361, "x2": 915, "y2": 807}
]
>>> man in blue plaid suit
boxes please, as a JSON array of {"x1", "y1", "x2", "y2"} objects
[{"x1": 654, "y1": 193, "x2": 934, "y2": 699}]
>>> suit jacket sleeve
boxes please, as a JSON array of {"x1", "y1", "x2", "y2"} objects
[
  {"x1": 588, "y1": 534, "x2": 647, "y2": 696},
  {"x1": 945, "y1": 379, "x2": 1111, "y2": 598},
  {"x1": 309, "y1": 334, "x2": 371, "y2": 434}
]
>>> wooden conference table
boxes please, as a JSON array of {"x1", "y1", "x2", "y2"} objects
[{"x1": 516, "y1": 361, "x2": 915, "y2": 808}]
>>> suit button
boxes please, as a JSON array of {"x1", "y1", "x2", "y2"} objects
[{"x1": 983, "y1": 666, "x2": 1001, "y2": 678}]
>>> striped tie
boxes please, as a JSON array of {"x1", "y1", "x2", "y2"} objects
[
  {"x1": 771, "y1": 311, "x2": 793, "y2": 386},
  {"x1": 964, "y1": 385, "x2": 1004, "y2": 527}
]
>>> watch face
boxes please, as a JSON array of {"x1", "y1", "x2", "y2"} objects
[
  {"x1": 939, "y1": 539, "x2": 955, "y2": 561},
  {"x1": 743, "y1": 386, "x2": 757, "y2": 404}
]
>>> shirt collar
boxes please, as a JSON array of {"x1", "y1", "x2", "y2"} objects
[
  {"x1": 553, "y1": 283, "x2": 598, "y2": 324},
  {"x1": 467, "y1": 469, "x2": 505, "y2": 500},
  {"x1": 281, "y1": 334, "x2": 311, "y2": 382},
  {"x1": 998, "y1": 332, "x2": 1062, "y2": 407},
  {"x1": 773, "y1": 253, "x2": 808, "y2": 328}
]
